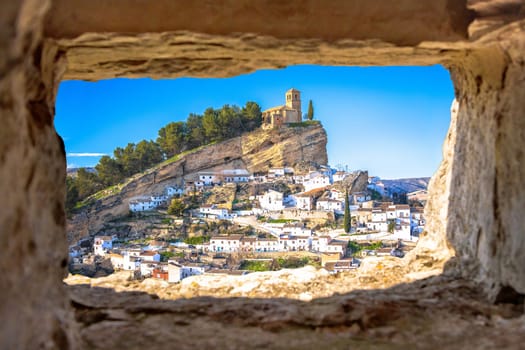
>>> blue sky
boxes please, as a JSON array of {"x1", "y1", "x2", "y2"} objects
[{"x1": 55, "y1": 65, "x2": 453, "y2": 179}]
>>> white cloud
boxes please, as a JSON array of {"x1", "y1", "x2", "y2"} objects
[{"x1": 67, "y1": 152, "x2": 107, "y2": 157}]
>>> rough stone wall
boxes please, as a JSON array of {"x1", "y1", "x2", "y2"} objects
[
  {"x1": 1, "y1": 0, "x2": 524, "y2": 348},
  {"x1": 444, "y1": 25, "x2": 525, "y2": 300},
  {"x1": 0, "y1": 0, "x2": 76, "y2": 349}
]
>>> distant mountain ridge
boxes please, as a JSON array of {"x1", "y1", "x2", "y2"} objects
[{"x1": 381, "y1": 177, "x2": 430, "y2": 194}]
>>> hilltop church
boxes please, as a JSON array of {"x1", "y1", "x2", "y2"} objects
[{"x1": 262, "y1": 88, "x2": 302, "y2": 129}]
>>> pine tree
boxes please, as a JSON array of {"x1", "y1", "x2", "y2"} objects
[
  {"x1": 307, "y1": 100, "x2": 314, "y2": 121},
  {"x1": 344, "y1": 189, "x2": 351, "y2": 233},
  {"x1": 167, "y1": 198, "x2": 186, "y2": 216}
]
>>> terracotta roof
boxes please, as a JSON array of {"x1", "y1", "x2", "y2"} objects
[{"x1": 141, "y1": 251, "x2": 158, "y2": 256}]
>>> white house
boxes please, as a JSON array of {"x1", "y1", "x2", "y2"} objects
[
  {"x1": 325, "y1": 241, "x2": 347, "y2": 257},
  {"x1": 254, "y1": 238, "x2": 279, "y2": 252},
  {"x1": 366, "y1": 221, "x2": 388, "y2": 232},
  {"x1": 282, "y1": 224, "x2": 312, "y2": 237},
  {"x1": 121, "y1": 248, "x2": 142, "y2": 258},
  {"x1": 294, "y1": 193, "x2": 313, "y2": 211},
  {"x1": 108, "y1": 253, "x2": 124, "y2": 269},
  {"x1": 210, "y1": 235, "x2": 243, "y2": 253},
  {"x1": 250, "y1": 174, "x2": 267, "y2": 182},
  {"x1": 111, "y1": 252, "x2": 140, "y2": 271},
  {"x1": 199, "y1": 204, "x2": 230, "y2": 219},
  {"x1": 333, "y1": 171, "x2": 348, "y2": 182},
  {"x1": 168, "y1": 261, "x2": 183, "y2": 283},
  {"x1": 311, "y1": 235, "x2": 331, "y2": 252},
  {"x1": 355, "y1": 208, "x2": 372, "y2": 226},
  {"x1": 259, "y1": 190, "x2": 284, "y2": 211},
  {"x1": 181, "y1": 263, "x2": 207, "y2": 279},
  {"x1": 303, "y1": 173, "x2": 331, "y2": 192},
  {"x1": 140, "y1": 261, "x2": 161, "y2": 277},
  {"x1": 394, "y1": 223, "x2": 412, "y2": 240},
  {"x1": 386, "y1": 206, "x2": 396, "y2": 220},
  {"x1": 129, "y1": 192, "x2": 168, "y2": 212},
  {"x1": 198, "y1": 172, "x2": 220, "y2": 185},
  {"x1": 167, "y1": 261, "x2": 207, "y2": 281},
  {"x1": 395, "y1": 205, "x2": 411, "y2": 220},
  {"x1": 166, "y1": 186, "x2": 183, "y2": 197},
  {"x1": 93, "y1": 235, "x2": 115, "y2": 256},
  {"x1": 222, "y1": 169, "x2": 251, "y2": 183},
  {"x1": 279, "y1": 236, "x2": 293, "y2": 251},
  {"x1": 139, "y1": 251, "x2": 161, "y2": 262},
  {"x1": 292, "y1": 174, "x2": 305, "y2": 184},
  {"x1": 316, "y1": 199, "x2": 344, "y2": 213},
  {"x1": 122, "y1": 254, "x2": 141, "y2": 271},
  {"x1": 150, "y1": 194, "x2": 168, "y2": 206},
  {"x1": 352, "y1": 192, "x2": 371, "y2": 203},
  {"x1": 129, "y1": 197, "x2": 157, "y2": 212},
  {"x1": 280, "y1": 236, "x2": 310, "y2": 251},
  {"x1": 329, "y1": 189, "x2": 345, "y2": 201},
  {"x1": 268, "y1": 167, "x2": 292, "y2": 178},
  {"x1": 295, "y1": 237, "x2": 310, "y2": 250},
  {"x1": 240, "y1": 236, "x2": 257, "y2": 252},
  {"x1": 371, "y1": 210, "x2": 387, "y2": 222}
]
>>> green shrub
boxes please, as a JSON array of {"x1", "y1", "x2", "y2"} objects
[{"x1": 239, "y1": 260, "x2": 271, "y2": 272}]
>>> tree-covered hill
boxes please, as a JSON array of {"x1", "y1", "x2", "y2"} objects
[{"x1": 66, "y1": 102, "x2": 262, "y2": 212}]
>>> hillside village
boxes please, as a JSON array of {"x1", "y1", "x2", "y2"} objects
[{"x1": 68, "y1": 89, "x2": 428, "y2": 284}]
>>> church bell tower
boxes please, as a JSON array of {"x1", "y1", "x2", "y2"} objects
[{"x1": 285, "y1": 88, "x2": 301, "y2": 116}]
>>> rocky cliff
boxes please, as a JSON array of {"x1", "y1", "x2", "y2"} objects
[{"x1": 67, "y1": 123, "x2": 327, "y2": 243}]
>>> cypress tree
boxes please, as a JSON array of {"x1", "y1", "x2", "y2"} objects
[
  {"x1": 307, "y1": 100, "x2": 314, "y2": 120},
  {"x1": 344, "y1": 189, "x2": 351, "y2": 233}
]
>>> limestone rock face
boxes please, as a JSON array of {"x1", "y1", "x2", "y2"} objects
[
  {"x1": 63, "y1": 258, "x2": 423, "y2": 301},
  {"x1": 444, "y1": 35, "x2": 525, "y2": 300},
  {"x1": 66, "y1": 272, "x2": 525, "y2": 350},
  {"x1": 67, "y1": 124, "x2": 327, "y2": 243},
  {"x1": 0, "y1": 1, "x2": 77, "y2": 348}
]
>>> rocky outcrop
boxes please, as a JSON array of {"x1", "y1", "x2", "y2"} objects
[
  {"x1": 67, "y1": 124, "x2": 327, "y2": 243},
  {"x1": 64, "y1": 258, "x2": 429, "y2": 301},
  {"x1": 66, "y1": 268, "x2": 525, "y2": 350}
]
